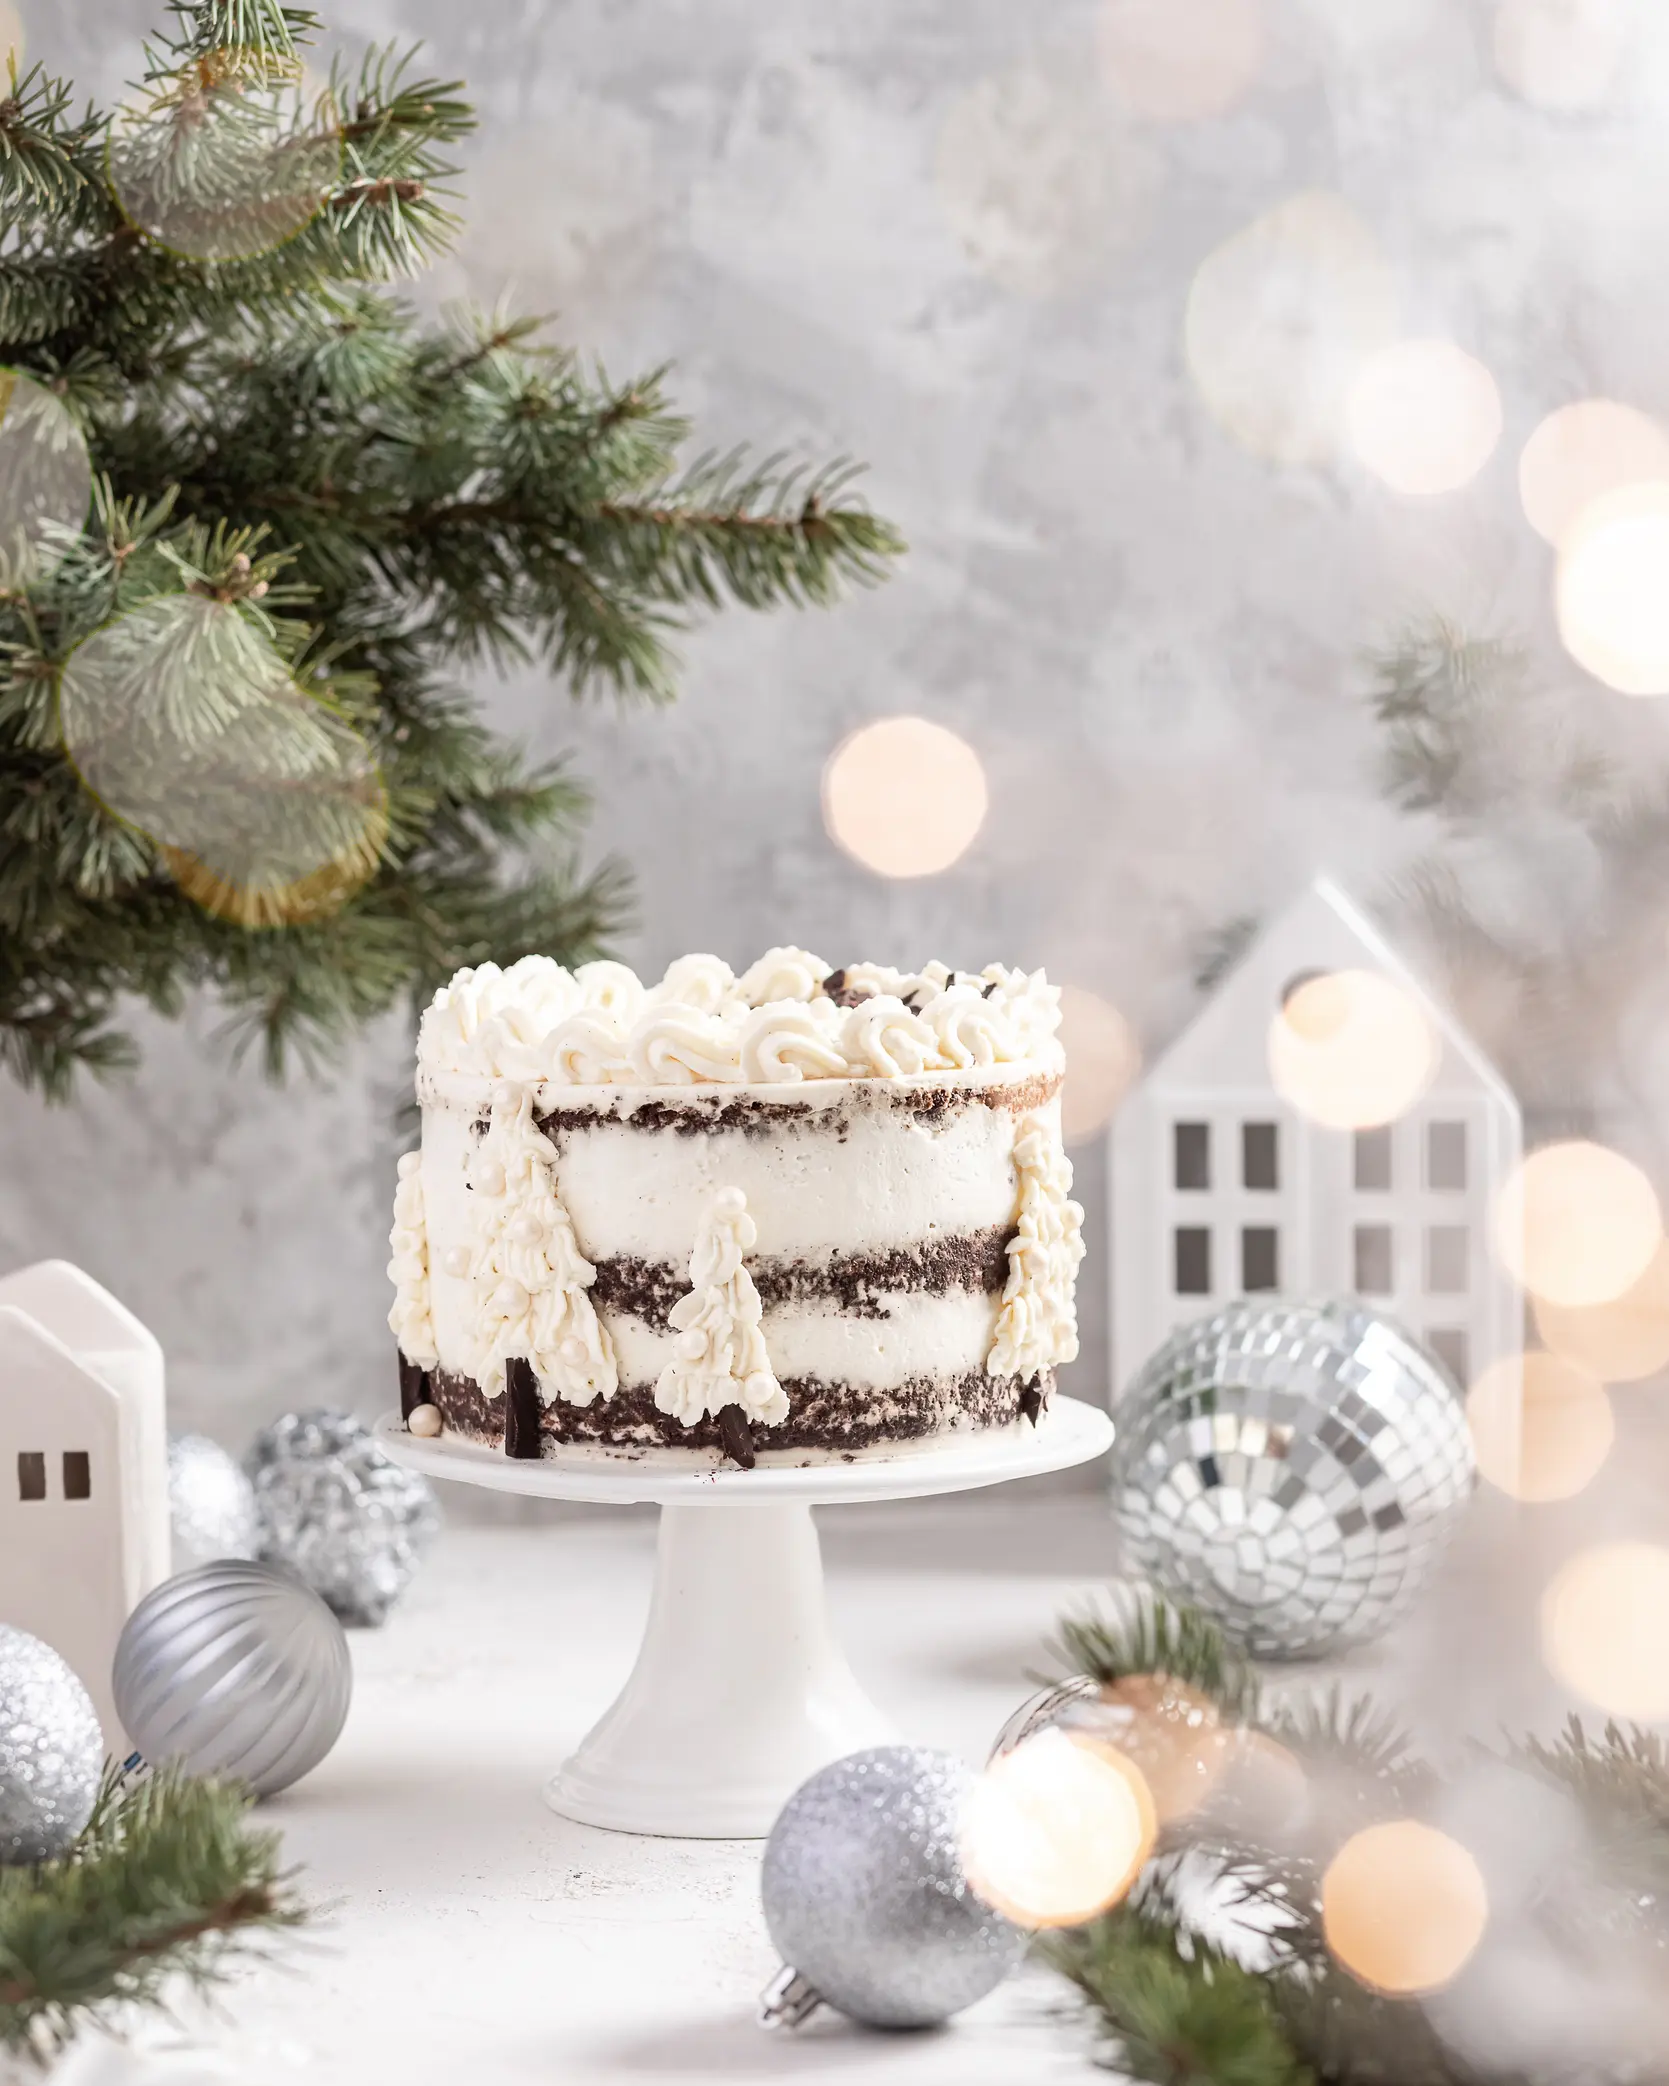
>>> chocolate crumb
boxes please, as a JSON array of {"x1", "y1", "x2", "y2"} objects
[
  {"x1": 717, "y1": 1405, "x2": 757, "y2": 1469},
  {"x1": 504, "y1": 1357, "x2": 543, "y2": 1459}
]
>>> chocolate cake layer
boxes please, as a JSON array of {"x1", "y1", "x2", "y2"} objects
[
  {"x1": 534, "y1": 1068, "x2": 1063, "y2": 1143},
  {"x1": 428, "y1": 1364, "x2": 1052, "y2": 1459}
]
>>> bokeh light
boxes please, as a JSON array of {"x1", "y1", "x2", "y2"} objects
[
  {"x1": 1467, "y1": 1351, "x2": 1614, "y2": 1503},
  {"x1": 108, "y1": 46, "x2": 342, "y2": 263},
  {"x1": 58, "y1": 593, "x2": 387, "y2": 927},
  {"x1": 0, "y1": 369, "x2": 93, "y2": 584},
  {"x1": 1267, "y1": 968, "x2": 1438, "y2": 1130},
  {"x1": 1493, "y1": 1141, "x2": 1663, "y2": 1309},
  {"x1": 1519, "y1": 400, "x2": 1669, "y2": 547},
  {"x1": 1063, "y1": 1675, "x2": 1230, "y2": 1824},
  {"x1": 1542, "y1": 1542, "x2": 1669, "y2": 1719},
  {"x1": 1057, "y1": 985, "x2": 1143, "y2": 1144},
  {"x1": 1345, "y1": 340, "x2": 1503, "y2": 497},
  {"x1": 822, "y1": 715, "x2": 988, "y2": 878},
  {"x1": 1534, "y1": 1241, "x2": 1669, "y2": 1382},
  {"x1": 1323, "y1": 1821, "x2": 1489, "y2": 1995},
  {"x1": 1098, "y1": 0, "x2": 1266, "y2": 124},
  {"x1": 934, "y1": 63, "x2": 1158, "y2": 298},
  {"x1": 961, "y1": 1727, "x2": 1157, "y2": 1930},
  {"x1": 1556, "y1": 481, "x2": 1669, "y2": 695},
  {"x1": 1185, "y1": 192, "x2": 1398, "y2": 467},
  {"x1": 1494, "y1": 0, "x2": 1629, "y2": 112}
]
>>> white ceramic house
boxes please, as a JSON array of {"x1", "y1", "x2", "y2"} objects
[
  {"x1": 0, "y1": 1261, "x2": 169, "y2": 1748},
  {"x1": 1109, "y1": 880, "x2": 1522, "y2": 1398}
]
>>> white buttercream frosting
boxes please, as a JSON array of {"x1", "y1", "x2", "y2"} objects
[
  {"x1": 387, "y1": 1150, "x2": 439, "y2": 1365},
  {"x1": 654, "y1": 1187, "x2": 788, "y2": 1428},
  {"x1": 416, "y1": 949, "x2": 1062, "y2": 1089},
  {"x1": 454, "y1": 1082, "x2": 618, "y2": 1406},
  {"x1": 988, "y1": 1112, "x2": 1085, "y2": 1385}
]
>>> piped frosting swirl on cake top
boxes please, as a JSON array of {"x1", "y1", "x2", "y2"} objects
[{"x1": 417, "y1": 947, "x2": 1062, "y2": 1089}]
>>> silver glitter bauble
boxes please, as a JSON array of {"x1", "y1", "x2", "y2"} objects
[
  {"x1": 168, "y1": 1432, "x2": 259, "y2": 1573},
  {"x1": 1112, "y1": 1300, "x2": 1475, "y2": 1660},
  {"x1": 760, "y1": 1746, "x2": 1025, "y2": 2030},
  {"x1": 113, "y1": 1561, "x2": 352, "y2": 1796},
  {"x1": 247, "y1": 1410, "x2": 440, "y2": 1627},
  {"x1": 0, "y1": 1626, "x2": 103, "y2": 1863}
]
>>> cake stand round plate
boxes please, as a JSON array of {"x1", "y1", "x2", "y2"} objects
[{"x1": 375, "y1": 1398, "x2": 1113, "y2": 1839}]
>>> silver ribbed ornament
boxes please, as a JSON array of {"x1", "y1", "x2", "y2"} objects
[
  {"x1": 1112, "y1": 1300, "x2": 1475, "y2": 1659},
  {"x1": 759, "y1": 1746, "x2": 1025, "y2": 2031},
  {"x1": 112, "y1": 1561, "x2": 352, "y2": 1796},
  {"x1": 0, "y1": 1626, "x2": 103, "y2": 1863},
  {"x1": 247, "y1": 1410, "x2": 440, "y2": 1627},
  {"x1": 168, "y1": 1431, "x2": 259, "y2": 1572}
]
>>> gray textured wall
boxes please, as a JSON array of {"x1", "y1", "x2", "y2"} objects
[{"x1": 8, "y1": 0, "x2": 1668, "y2": 1448}]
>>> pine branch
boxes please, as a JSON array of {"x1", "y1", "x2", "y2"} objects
[
  {"x1": 0, "y1": 1761, "x2": 308, "y2": 2057},
  {"x1": 1052, "y1": 1588, "x2": 1263, "y2": 1724}
]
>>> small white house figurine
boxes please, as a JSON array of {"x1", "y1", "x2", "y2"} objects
[
  {"x1": 1109, "y1": 880, "x2": 1522, "y2": 1399},
  {"x1": 0, "y1": 1261, "x2": 170, "y2": 1748}
]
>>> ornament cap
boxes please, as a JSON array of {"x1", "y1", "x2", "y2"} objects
[{"x1": 758, "y1": 1965, "x2": 824, "y2": 2032}]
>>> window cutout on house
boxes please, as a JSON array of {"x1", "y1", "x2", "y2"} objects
[
  {"x1": 1242, "y1": 1122, "x2": 1279, "y2": 1192},
  {"x1": 1427, "y1": 1327, "x2": 1470, "y2": 1386},
  {"x1": 1175, "y1": 1227, "x2": 1212, "y2": 1295},
  {"x1": 1354, "y1": 1224, "x2": 1394, "y2": 1295},
  {"x1": 1427, "y1": 1121, "x2": 1468, "y2": 1192},
  {"x1": 62, "y1": 1452, "x2": 90, "y2": 1502},
  {"x1": 1354, "y1": 1127, "x2": 1393, "y2": 1192},
  {"x1": 1242, "y1": 1227, "x2": 1279, "y2": 1292},
  {"x1": 1426, "y1": 1226, "x2": 1469, "y2": 1295},
  {"x1": 16, "y1": 1452, "x2": 45, "y2": 1503},
  {"x1": 1173, "y1": 1122, "x2": 1211, "y2": 1191}
]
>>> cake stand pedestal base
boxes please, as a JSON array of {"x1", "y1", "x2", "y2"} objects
[{"x1": 376, "y1": 1396, "x2": 1113, "y2": 1839}]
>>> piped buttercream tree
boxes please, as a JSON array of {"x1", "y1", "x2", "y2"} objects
[
  {"x1": 656, "y1": 1188, "x2": 787, "y2": 1469},
  {"x1": 990, "y1": 1114, "x2": 1086, "y2": 1417}
]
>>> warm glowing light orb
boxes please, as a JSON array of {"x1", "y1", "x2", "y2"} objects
[
  {"x1": 1057, "y1": 986, "x2": 1143, "y2": 1145},
  {"x1": 1519, "y1": 400, "x2": 1669, "y2": 548},
  {"x1": 1542, "y1": 1542, "x2": 1669, "y2": 1720},
  {"x1": 822, "y1": 716, "x2": 988, "y2": 879},
  {"x1": 1099, "y1": 0, "x2": 1266, "y2": 124},
  {"x1": 1267, "y1": 969, "x2": 1438, "y2": 1131},
  {"x1": 1494, "y1": 1142, "x2": 1663, "y2": 1309},
  {"x1": 1556, "y1": 481, "x2": 1669, "y2": 695},
  {"x1": 1534, "y1": 1241, "x2": 1669, "y2": 1383},
  {"x1": 1494, "y1": 0, "x2": 1628, "y2": 112},
  {"x1": 1185, "y1": 191, "x2": 1398, "y2": 466},
  {"x1": 961, "y1": 1728, "x2": 1157, "y2": 1930},
  {"x1": 1467, "y1": 1351, "x2": 1614, "y2": 1503},
  {"x1": 1345, "y1": 339, "x2": 1503, "y2": 497},
  {"x1": 1323, "y1": 1821, "x2": 1489, "y2": 1996}
]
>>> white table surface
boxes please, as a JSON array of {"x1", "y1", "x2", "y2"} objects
[{"x1": 67, "y1": 1487, "x2": 1132, "y2": 2086}]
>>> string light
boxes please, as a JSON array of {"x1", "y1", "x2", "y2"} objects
[
  {"x1": 1556, "y1": 481, "x2": 1669, "y2": 696},
  {"x1": 1267, "y1": 969, "x2": 1438, "y2": 1131},
  {"x1": 1323, "y1": 1821, "x2": 1489, "y2": 1995},
  {"x1": 822, "y1": 716, "x2": 988, "y2": 879},
  {"x1": 1098, "y1": 0, "x2": 1266, "y2": 125},
  {"x1": 1345, "y1": 340, "x2": 1503, "y2": 497},
  {"x1": 1185, "y1": 192, "x2": 1398, "y2": 466},
  {"x1": 961, "y1": 1728, "x2": 1157, "y2": 1930},
  {"x1": 1467, "y1": 1351, "x2": 1614, "y2": 1503},
  {"x1": 1494, "y1": 1142, "x2": 1663, "y2": 1310},
  {"x1": 1057, "y1": 986, "x2": 1143, "y2": 1144},
  {"x1": 1533, "y1": 1241, "x2": 1669, "y2": 1383},
  {"x1": 1542, "y1": 1543, "x2": 1669, "y2": 1720},
  {"x1": 1519, "y1": 400, "x2": 1669, "y2": 547}
]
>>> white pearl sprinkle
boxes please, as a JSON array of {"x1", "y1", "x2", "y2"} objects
[{"x1": 407, "y1": 1403, "x2": 443, "y2": 1439}]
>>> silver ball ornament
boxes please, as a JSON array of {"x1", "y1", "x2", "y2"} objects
[
  {"x1": 247, "y1": 1409, "x2": 440, "y2": 1627},
  {"x1": 761, "y1": 1746, "x2": 1025, "y2": 2030},
  {"x1": 113, "y1": 1561, "x2": 352, "y2": 1796},
  {"x1": 168, "y1": 1431, "x2": 259, "y2": 1572},
  {"x1": 1112, "y1": 1299, "x2": 1475, "y2": 1659},
  {"x1": 0, "y1": 1625, "x2": 103, "y2": 1863}
]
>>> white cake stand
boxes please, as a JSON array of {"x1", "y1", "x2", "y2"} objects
[{"x1": 375, "y1": 1398, "x2": 1113, "y2": 1839}]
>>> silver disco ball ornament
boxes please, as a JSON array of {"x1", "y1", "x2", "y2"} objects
[
  {"x1": 247, "y1": 1410, "x2": 440, "y2": 1627},
  {"x1": 0, "y1": 1625, "x2": 103, "y2": 1864},
  {"x1": 1112, "y1": 1300, "x2": 1475, "y2": 1659},
  {"x1": 168, "y1": 1431, "x2": 259, "y2": 1572},
  {"x1": 113, "y1": 1561, "x2": 352, "y2": 1796},
  {"x1": 760, "y1": 1746, "x2": 1025, "y2": 2031}
]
